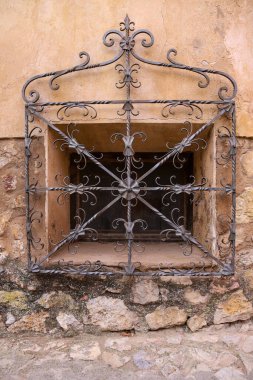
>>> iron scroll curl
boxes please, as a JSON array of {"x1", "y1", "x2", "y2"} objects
[{"x1": 22, "y1": 14, "x2": 237, "y2": 104}]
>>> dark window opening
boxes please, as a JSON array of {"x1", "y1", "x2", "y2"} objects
[{"x1": 70, "y1": 152, "x2": 193, "y2": 242}]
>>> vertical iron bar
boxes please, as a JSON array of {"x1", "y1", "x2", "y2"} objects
[
  {"x1": 25, "y1": 106, "x2": 31, "y2": 267},
  {"x1": 231, "y1": 105, "x2": 236, "y2": 270},
  {"x1": 125, "y1": 23, "x2": 133, "y2": 273}
]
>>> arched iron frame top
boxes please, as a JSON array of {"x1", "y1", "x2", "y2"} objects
[
  {"x1": 23, "y1": 15, "x2": 237, "y2": 277},
  {"x1": 22, "y1": 14, "x2": 237, "y2": 105}
]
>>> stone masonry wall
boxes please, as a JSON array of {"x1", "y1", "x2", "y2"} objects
[{"x1": 0, "y1": 138, "x2": 253, "y2": 336}]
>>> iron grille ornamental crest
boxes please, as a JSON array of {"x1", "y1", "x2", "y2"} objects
[{"x1": 23, "y1": 16, "x2": 237, "y2": 277}]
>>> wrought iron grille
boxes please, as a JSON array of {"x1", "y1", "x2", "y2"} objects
[{"x1": 23, "y1": 15, "x2": 237, "y2": 277}]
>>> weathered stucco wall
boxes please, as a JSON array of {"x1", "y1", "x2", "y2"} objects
[{"x1": 0, "y1": 0, "x2": 253, "y2": 336}]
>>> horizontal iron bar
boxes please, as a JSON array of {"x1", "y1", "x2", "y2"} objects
[
  {"x1": 137, "y1": 186, "x2": 234, "y2": 192},
  {"x1": 27, "y1": 99, "x2": 233, "y2": 107},
  {"x1": 28, "y1": 186, "x2": 235, "y2": 193},
  {"x1": 29, "y1": 266, "x2": 233, "y2": 277},
  {"x1": 27, "y1": 186, "x2": 119, "y2": 192}
]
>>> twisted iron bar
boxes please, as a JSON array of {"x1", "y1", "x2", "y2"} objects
[
  {"x1": 137, "y1": 105, "x2": 231, "y2": 184},
  {"x1": 26, "y1": 99, "x2": 233, "y2": 107},
  {"x1": 29, "y1": 109, "x2": 122, "y2": 184},
  {"x1": 137, "y1": 196, "x2": 224, "y2": 267},
  {"x1": 30, "y1": 263, "x2": 232, "y2": 277},
  {"x1": 38, "y1": 195, "x2": 121, "y2": 265}
]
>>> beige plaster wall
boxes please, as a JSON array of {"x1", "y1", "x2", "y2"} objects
[{"x1": 0, "y1": 0, "x2": 253, "y2": 138}]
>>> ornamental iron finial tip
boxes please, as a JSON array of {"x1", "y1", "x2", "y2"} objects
[
  {"x1": 124, "y1": 14, "x2": 130, "y2": 26},
  {"x1": 120, "y1": 14, "x2": 135, "y2": 32}
]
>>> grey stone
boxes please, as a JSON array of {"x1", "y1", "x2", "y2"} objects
[
  {"x1": 186, "y1": 332, "x2": 219, "y2": 343},
  {"x1": 56, "y1": 312, "x2": 83, "y2": 331},
  {"x1": 0, "y1": 156, "x2": 11, "y2": 169},
  {"x1": 238, "y1": 250, "x2": 253, "y2": 268},
  {"x1": 187, "y1": 315, "x2": 207, "y2": 332},
  {"x1": 239, "y1": 352, "x2": 253, "y2": 374},
  {"x1": 102, "y1": 351, "x2": 130, "y2": 368},
  {"x1": 214, "y1": 367, "x2": 246, "y2": 380},
  {"x1": 167, "y1": 374, "x2": 187, "y2": 380},
  {"x1": 0, "y1": 211, "x2": 12, "y2": 236},
  {"x1": 104, "y1": 337, "x2": 132, "y2": 351},
  {"x1": 193, "y1": 371, "x2": 215, "y2": 380},
  {"x1": 145, "y1": 306, "x2": 187, "y2": 330},
  {"x1": 23, "y1": 344, "x2": 42, "y2": 354},
  {"x1": 166, "y1": 334, "x2": 183, "y2": 345},
  {"x1": 214, "y1": 291, "x2": 253, "y2": 324},
  {"x1": 155, "y1": 358, "x2": 178, "y2": 377},
  {"x1": 160, "y1": 287, "x2": 170, "y2": 301},
  {"x1": 184, "y1": 288, "x2": 209, "y2": 305},
  {"x1": 36, "y1": 291, "x2": 78, "y2": 310},
  {"x1": 192, "y1": 348, "x2": 218, "y2": 364},
  {"x1": 214, "y1": 352, "x2": 237, "y2": 370},
  {"x1": 0, "y1": 251, "x2": 8, "y2": 265},
  {"x1": 160, "y1": 276, "x2": 192, "y2": 285},
  {"x1": 242, "y1": 336, "x2": 253, "y2": 353},
  {"x1": 86, "y1": 296, "x2": 139, "y2": 331},
  {"x1": 131, "y1": 279, "x2": 159, "y2": 305},
  {"x1": 5, "y1": 312, "x2": 16, "y2": 326},
  {"x1": 69, "y1": 342, "x2": 101, "y2": 361},
  {"x1": 194, "y1": 363, "x2": 212, "y2": 373},
  {"x1": 133, "y1": 350, "x2": 154, "y2": 370},
  {"x1": 105, "y1": 287, "x2": 123, "y2": 294},
  {"x1": 222, "y1": 334, "x2": 242, "y2": 346}
]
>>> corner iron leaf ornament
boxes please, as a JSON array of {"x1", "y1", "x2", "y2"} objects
[{"x1": 23, "y1": 15, "x2": 237, "y2": 277}]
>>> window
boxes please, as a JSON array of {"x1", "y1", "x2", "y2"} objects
[
  {"x1": 70, "y1": 152, "x2": 193, "y2": 241},
  {"x1": 24, "y1": 16, "x2": 237, "y2": 276}
]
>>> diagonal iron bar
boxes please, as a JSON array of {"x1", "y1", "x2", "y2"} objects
[
  {"x1": 38, "y1": 195, "x2": 121, "y2": 265},
  {"x1": 137, "y1": 107, "x2": 229, "y2": 184},
  {"x1": 30, "y1": 110, "x2": 122, "y2": 184},
  {"x1": 137, "y1": 195, "x2": 224, "y2": 267}
]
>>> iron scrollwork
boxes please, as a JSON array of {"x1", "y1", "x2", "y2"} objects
[{"x1": 23, "y1": 15, "x2": 237, "y2": 277}]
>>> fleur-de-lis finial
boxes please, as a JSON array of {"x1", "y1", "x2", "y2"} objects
[
  {"x1": 120, "y1": 14, "x2": 135, "y2": 32},
  {"x1": 124, "y1": 14, "x2": 130, "y2": 30}
]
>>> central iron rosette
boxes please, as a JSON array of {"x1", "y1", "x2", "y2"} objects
[{"x1": 117, "y1": 178, "x2": 140, "y2": 200}]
